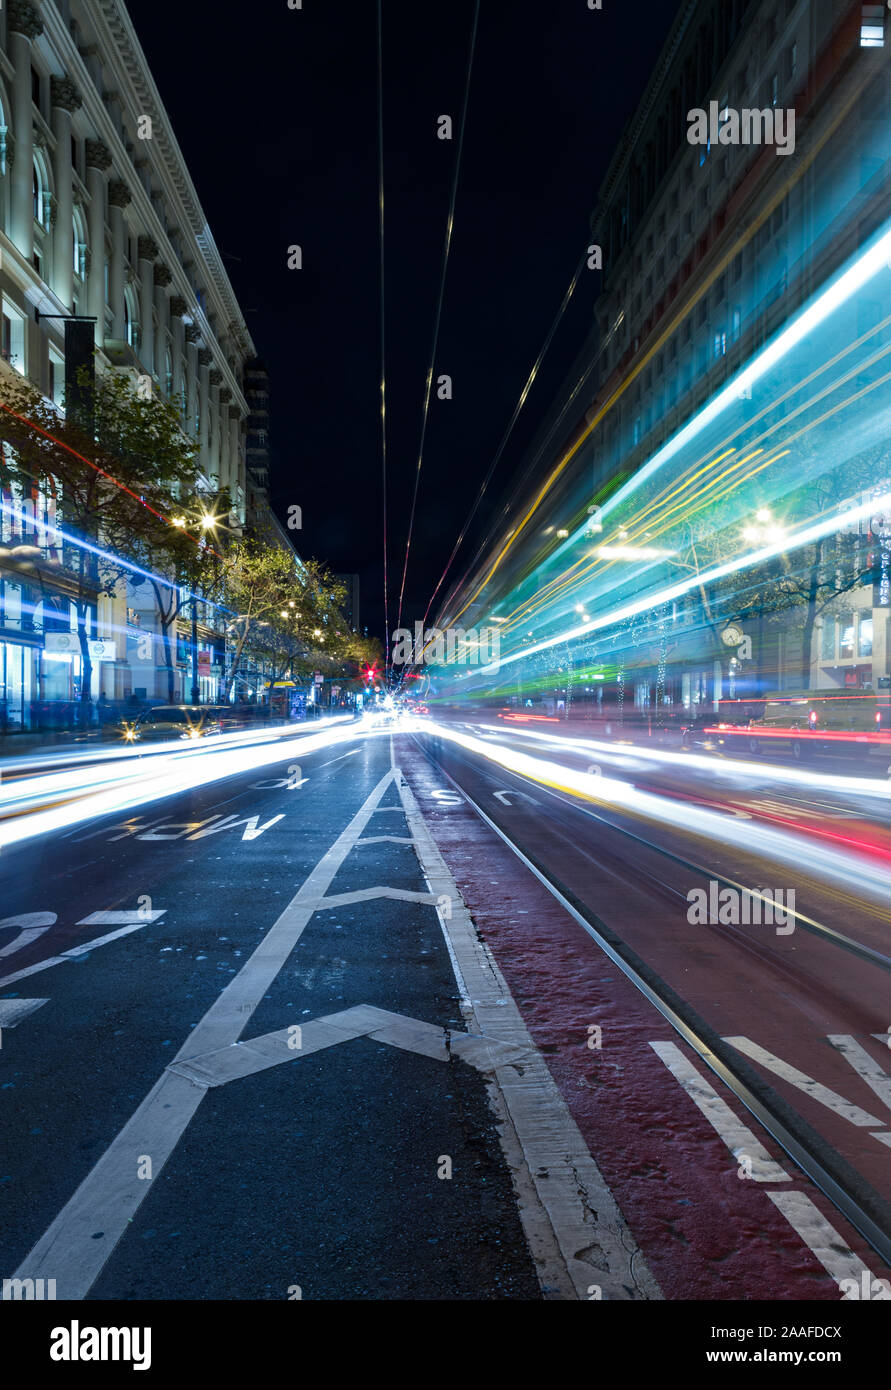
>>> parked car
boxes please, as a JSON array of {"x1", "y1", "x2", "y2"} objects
[{"x1": 121, "y1": 704, "x2": 225, "y2": 744}]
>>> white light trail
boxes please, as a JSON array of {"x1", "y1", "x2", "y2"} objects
[
  {"x1": 0, "y1": 718, "x2": 362, "y2": 850},
  {"x1": 475, "y1": 722, "x2": 891, "y2": 802},
  {"x1": 492, "y1": 488, "x2": 891, "y2": 670},
  {"x1": 420, "y1": 720, "x2": 891, "y2": 904}
]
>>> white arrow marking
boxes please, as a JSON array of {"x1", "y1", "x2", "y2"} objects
[
  {"x1": 356, "y1": 836, "x2": 414, "y2": 846},
  {"x1": 167, "y1": 1005, "x2": 530, "y2": 1088},
  {"x1": 308, "y1": 887, "x2": 441, "y2": 910},
  {"x1": 11, "y1": 769, "x2": 398, "y2": 1299},
  {"x1": 493, "y1": 789, "x2": 538, "y2": 806}
]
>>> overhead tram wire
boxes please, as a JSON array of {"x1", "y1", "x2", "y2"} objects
[
  {"x1": 421, "y1": 245, "x2": 591, "y2": 634},
  {"x1": 395, "y1": 0, "x2": 480, "y2": 635},
  {"x1": 377, "y1": 0, "x2": 390, "y2": 673}
]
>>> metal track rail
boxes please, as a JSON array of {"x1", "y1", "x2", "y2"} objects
[{"x1": 415, "y1": 734, "x2": 891, "y2": 1269}]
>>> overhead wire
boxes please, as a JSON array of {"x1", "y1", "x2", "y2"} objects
[
  {"x1": 421, "y1": 246, "x2": 591, "y2": 632},
  {"x1": 377, "y1": 0, "x2": 391, "y2": 671},
  {"x1": 395, "y1": 0, "x2": 480, "y2": 634}
]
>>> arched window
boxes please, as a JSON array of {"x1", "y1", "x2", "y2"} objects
[
  {"x1": 0, "y1": 91, "x2": 9, "y2": 233},
  {"x1": 32, "y1": 154, "x2": 52, "y2": 231},
  {"x1": 72, "y1": 207, "x2": 87, "y2": 280},
  {"x1": 124, "y1": 285, "x2": 139, "y2": 348}
]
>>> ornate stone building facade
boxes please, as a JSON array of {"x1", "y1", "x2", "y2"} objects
[
  {"x1": 0, "y1": 0, "x2": 258, "y2": 722},
  {"x1": 0, "y1": 0, "x2": 253, "y2": 510}
]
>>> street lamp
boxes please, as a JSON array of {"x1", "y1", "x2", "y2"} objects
[{"x1": 191, "y1": 512, "x2": 218, "y2": 705}]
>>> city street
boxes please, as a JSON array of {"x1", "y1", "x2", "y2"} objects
[
  {"x1": 2, "y1": 717, "x2": 890, "y2": 1305},
  {"x1": 2, "y1": 0, "x2": 891, "y2": 1353}
]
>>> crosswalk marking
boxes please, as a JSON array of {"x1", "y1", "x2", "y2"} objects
[
  {"x1": 724, "y1": 1036, "x2": 883, "y2": 1127},
  {"x1": 649, "y1": 1041, "x2": 790, "y2": 1181}
]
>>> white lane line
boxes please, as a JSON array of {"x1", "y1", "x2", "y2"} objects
[
  {"x1": 649, "y1": 1041, "x2": 790, "y2": 1182},
  {"x1": 313, "y1": 750, "x2": 361, "y2": 769},
  {"x1": 828, "y1": 1035, "x2": 891, "y2": 1115},
  {"x1": 0, "y1": 998, "x2": 48, "y2": 1029},
  {"x1": 394, "y1": 759, "x2": 661, "y2": 1302},
  {"x1": 11, "y1": 768, "x2": 398, "y2": 1300},
  {"x1": 767, "y1": 1191, "x2": 876, "y2": 1288},
  {"x1": 724, "y1": 1037, "x2": 883, "y2": 1127},
  {"x1": 76, "y1": 911, "x2": 167, "y2": 927},
  {"x1": 0, "y1": 923, "x2": 154, "y2": 990}
]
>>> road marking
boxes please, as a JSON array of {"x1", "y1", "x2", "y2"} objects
[
  {"x1": 828, "y1": 1035, "x2": 891, "y2": 1115},
  {"x1": 166, "y1": 1004, "x2": 530, "y2": 1088},
  {"x1": 493, "y1": 789, "x2": 538, "y2": 806},
  {"x1": 649, "y1": 1041, "x2": 790, "y2": 1182},
  {"x1": 767, "y1": 1190, "x2": 876, "y2": 1287},
  {"x1": 11, "y1": 770, "x2": 397, "y2": 1299},
  {"x1": 724, "y1": 1037, "x2": 883, "y2": 1127},
  {"x1": 0, "y1": 916, "x2": 166, "y2": 990},
  {"x1": 395, "y1": 760, "x2": 661, "y2": 1302},
  {"x1": 0, "y1": 998, "x2": 49, "y2": 1029},
  {"x1": 0, "y1": 913, "x2": 57, "y2": 958},
  {"x1": 356, "y1": 835, "x2": 414, "y2": 846},
  {"x1": 76, "y1": 910, "x2": 167, "y2": 927},
  {"x1": 304, "y1": 886, "x2": 442, "y2": 911},
  {"x1": 314, "y1": 750, "x2": 361, "y2": 769}
]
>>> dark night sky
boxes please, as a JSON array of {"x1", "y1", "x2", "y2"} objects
[{"x1": 128, "y1": 0, "x2": 681, "y2": 640}]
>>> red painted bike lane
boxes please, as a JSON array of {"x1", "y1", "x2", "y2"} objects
[{"x1": 398, "y1": 736, "x2": 891, "y2": 1300}]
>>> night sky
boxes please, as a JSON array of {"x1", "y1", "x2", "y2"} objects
[{"x1": 129, "y1": 0, "x2": 681, "y2": 640}]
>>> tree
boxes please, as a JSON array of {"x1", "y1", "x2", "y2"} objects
[{"x1": 0, "y1": 369, "x2": 201, "y2": 721}]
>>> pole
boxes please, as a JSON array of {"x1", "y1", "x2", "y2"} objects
[{"x1": 191, "y1": 596, "x2": 199, "y2": 705}]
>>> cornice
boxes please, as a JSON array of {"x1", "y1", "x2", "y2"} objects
[{"x1": 35, "y1": 0, "x2": 251, "y2": 412}]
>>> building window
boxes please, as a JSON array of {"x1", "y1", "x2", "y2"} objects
[
  {"x1": 731, "y1": 306, "x2": 741, "y2": 342},
  {"x1": 839, "y1": 616, "x2": 855, "y2": 658},
  {"x1": 31, "y1": 68, "x2": 41, "y2": 111},
  {"x1": 48, "y1": 347, "x2": 65, "y2": 411},
  {"x1": 33, "y1": 159, "x2": 51, "y2": 231},
  {"x1": 820, "y1": 619, "x2": 836, "y2": 660},
  {"x1": 858, "y1": 617, "x2": 873, "y2": 657},
  {"x1": 1, "y1": 300, "x2": 26, "y2": 375},
  {"x1": 861, "y1": 4, "x2": 885, "y2": 46},
  {"x1": 73, "y1": 209, "x2": 87, "y2": 279}
]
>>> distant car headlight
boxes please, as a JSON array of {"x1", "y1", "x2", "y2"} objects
[{"x1": 123, "y1": 727, "x2": 138, "y2": 742}]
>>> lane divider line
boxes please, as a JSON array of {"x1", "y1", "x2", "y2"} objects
[
  {"x1": 649, "y1": 1041, "x2": 791, "y2": 1182},
  {"x1": 394, "y1": 757, "x2": 662, "y2": 1302}
]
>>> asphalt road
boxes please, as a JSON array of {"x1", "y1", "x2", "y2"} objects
[
  {"x1": 414, "y1": 718, "x2": 891, "y2": 1245},
  {"x1": 0, "y1": 731, "x2": 541, "y2": 1300}
]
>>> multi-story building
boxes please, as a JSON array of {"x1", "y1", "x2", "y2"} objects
[
  {"x1": 446, "y1": 0, "x2": 891, "y2": 720},
  {"x1": 0, "y1": 0, "x2": 258, "y2": 725}
]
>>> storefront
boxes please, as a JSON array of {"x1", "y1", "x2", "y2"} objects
[{"x1": 0, "y1": 636, "x2": 37, "y2": 729}]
